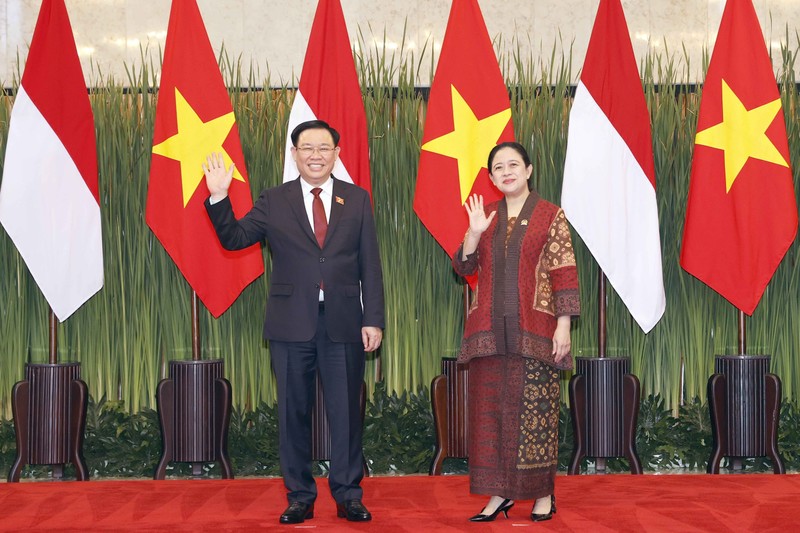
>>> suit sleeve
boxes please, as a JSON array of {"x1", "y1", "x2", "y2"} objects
[
  {"x1": 204, "y1": 192, "x2": 269, "y2": 250},
  {"x1": 357, "y1": 192, "x2": 385, "y2": 329}
]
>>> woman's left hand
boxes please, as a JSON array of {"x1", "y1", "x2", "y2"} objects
[{"x1": 552, "y1": 316, "x2": 572, "y2": 364}]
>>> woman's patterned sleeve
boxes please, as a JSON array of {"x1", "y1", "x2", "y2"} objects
[
  {"x1": 544, "y1": 209, "x2": 581, "y2": 317},
  {"x1": 452, "y1": 236, "x2": 479, "y2": 277}
]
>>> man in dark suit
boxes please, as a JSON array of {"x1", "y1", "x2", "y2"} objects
[{"x1": 203, "y1": 120, "x2": 384, "y2": 524}]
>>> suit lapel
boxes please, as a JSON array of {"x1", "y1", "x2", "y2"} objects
[
  {"x1": 327, "y1": 177, "x2": 347, "y2": 245},
  {"x1": 285, "y1": 178, "x2": 318, "y2": 246}
]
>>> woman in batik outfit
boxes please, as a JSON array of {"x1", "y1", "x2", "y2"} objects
[{"x1": 453, "y1": 142, "x2": 580, "y2": 522}]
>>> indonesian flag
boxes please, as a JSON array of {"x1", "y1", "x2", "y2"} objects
[
  {"x1": 0, "y1": 0, "x2": 103, "y2": 322},
  {"x1": 561, "y1": 0, "x2": 665, "y2": 333},
  {"x1": 146, "y1": 0, "x2": 263, "y2": 318},
  {"x1": 680, "y1": 0, "x2": 797, "y2": 315},
  {"x1": 413, "y1": 0, "x2": 514, "y2": 274},
  {"x1": 283, "y1": 0, "x2": 371, "y2": 197}
]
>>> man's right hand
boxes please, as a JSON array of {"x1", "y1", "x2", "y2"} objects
[{"x1": 202, "y1": 152, "x2": 234, "y2": 202}]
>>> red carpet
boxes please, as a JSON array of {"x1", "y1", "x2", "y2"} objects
[{"x1": 1, "y1": 474, "x2": 798, "y2": 532}]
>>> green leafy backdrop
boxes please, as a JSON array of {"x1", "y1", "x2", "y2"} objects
[{"x1": 2, "y1": 37, "x2": 800, "y2": 425}]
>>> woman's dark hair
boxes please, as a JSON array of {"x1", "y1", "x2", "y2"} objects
[
  {"x1": 290, "y1": 120, "x2": 341, "y2": 146},
  {"x1": 487, "y1": 141, "x2": 532, "y2": 171}
]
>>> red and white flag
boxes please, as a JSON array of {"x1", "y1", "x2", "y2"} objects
[
  {"x1": 561, "y1": 0, "x2": 665, "y2": 332},
  {"x1": 283, "y1": 0, "x2": 371, "y2": 197},
  {"x1": 0, "y1": 0, "x2": 103, "y2": 321}
]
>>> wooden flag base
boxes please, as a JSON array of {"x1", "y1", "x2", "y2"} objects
[
  {"x1": 154, "y1": 359, "x2": 233, "y2": 479},
  {"x1": 429, "y1": 357, "x2": 469, "y2": 475},
  {"x1": 7, "y1": 362, "x2": 89, "y2": 482},
  {"x1": 568, "y1": 356, "x2": 642, "y2": 475},
  {"x1": 707, "y1": 355, "x2": 784, "y2": 474}
]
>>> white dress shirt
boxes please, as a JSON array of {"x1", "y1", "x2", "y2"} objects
[{"x1": 299, "y1": 176, "x2": 332, "y2": 301}]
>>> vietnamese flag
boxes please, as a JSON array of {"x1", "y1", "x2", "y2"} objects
[
  {"x1": 680, "y1": 0, "x2": 797, "y2": 315},
  {"x1": 413, "y1": 0, "x2": 514, "y2": 266},
  {"x1": 146, "y1": 0, "x2": 263, "y2": 318},
  {"x1": 0, "y1": 0, "x2": 103, "y2": 322},
  {"x1": 283, "y1": 0, "x2": 371, "y2": 199},
  {"x1": 561, "y1": 0, "x2": 665, "y2": 333}
]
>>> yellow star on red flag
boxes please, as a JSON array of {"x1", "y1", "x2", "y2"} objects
[
  {"x1": 694, "y1": 79, "x2": 788, "y2": 193},
  {"x1": 421, "y1": 85, "x2": 511, "y2": 204},
  {"x1": 152, "y1": 88, "x2": 245, "y2": 207}
]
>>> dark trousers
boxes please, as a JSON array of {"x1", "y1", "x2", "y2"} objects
[{"x1": 270, "y1": 304, "x2": 366, "y2": 505}]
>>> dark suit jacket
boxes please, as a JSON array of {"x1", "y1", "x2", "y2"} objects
[{"x1": 205, "y1": 176, "x2": 384, "y2": 343}]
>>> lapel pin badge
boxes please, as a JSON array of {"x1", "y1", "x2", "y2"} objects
[
  {"x1": 521, "y1": 219, "x2": 528, "y2": 226},
  {"x1": 335, "y1": 196, "x2": 345, "y2": 205}
]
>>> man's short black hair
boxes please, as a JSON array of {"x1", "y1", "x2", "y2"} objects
[{"x1": 290, "y1": 120, "x2": 340, "y2": 147}]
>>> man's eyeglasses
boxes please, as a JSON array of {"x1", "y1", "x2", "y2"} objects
[{"x1": 296, "y1": 146, "x2": 335, "y2": 156}]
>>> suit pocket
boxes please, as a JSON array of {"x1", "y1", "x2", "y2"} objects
[{"x1": 270, "y1": 283, "x2": 293, "y2": 296}]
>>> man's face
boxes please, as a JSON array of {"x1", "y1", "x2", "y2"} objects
[{"x1": 291, "y1": 128, "x2": 340, "y2": 186}]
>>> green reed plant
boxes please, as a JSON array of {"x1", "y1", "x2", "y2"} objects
[
  {"x1": 764, "y1": 28, "x2": 800, "y2": 403},
  {"x1": 214, "y1": 52, "x2": 288, "y2": 409},
  {"x1": 356, "y1": 26, "x2": 464, "y2": 395},
  {"x1": 642, "y1": 47, "x2": 699, "y2": 411}
]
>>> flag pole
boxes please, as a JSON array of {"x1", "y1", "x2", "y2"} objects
[
  {"x1": 48, "y1": 308, "x2": 58, "y2": 364},
  {"x1": 737, "y1": 309, "x2": 746, "y2": 355},
  {"x1": 191, "y1": 290, "x2": 201, "y2": 361},
  {"x1": 598, "y1": 268, "x2": 607, "y2": 358},
  {"x1": 48, "y1": 307, "x2": 63, "y2": 478}
]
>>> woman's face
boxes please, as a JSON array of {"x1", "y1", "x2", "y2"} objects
[{"x1": 489, "y1": 147, "x2": 532, "y2": 199}]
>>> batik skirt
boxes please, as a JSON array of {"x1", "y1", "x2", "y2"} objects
[{"x1": 467, "y1": 354, "x2": 560, "y2": 500}]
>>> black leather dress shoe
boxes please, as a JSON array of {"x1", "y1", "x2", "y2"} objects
[
  {"x1": 336, "y1": 499, "x2": 372, "y2": 521},
  {"x1": 279, "y1": 501, "x2": 314, "y2": 524}
]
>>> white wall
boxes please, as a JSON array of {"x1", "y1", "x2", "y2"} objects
[{"x1": 2, "y1": 0, "x2": 799, "y2": 87}]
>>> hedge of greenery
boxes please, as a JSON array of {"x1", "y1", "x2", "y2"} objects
[{"x1": 1, "y1": 388, "x2": 797, "y2": 478}]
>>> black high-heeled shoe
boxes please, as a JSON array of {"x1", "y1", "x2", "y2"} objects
[
  {"x1": 468, "y1": 498, "x2": 514, "y2": 522},
  {"x1": 531, "y1": 494, "x2": 556, "y2": 522}
]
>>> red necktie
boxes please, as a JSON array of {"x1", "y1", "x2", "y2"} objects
[{"x1": 311, "y1": 188, "x2": 327, "y2": 247}]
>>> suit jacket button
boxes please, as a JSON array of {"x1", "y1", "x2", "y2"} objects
[{"x1": 319, "y1": 257, "x2": 325, "y2": 263}]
